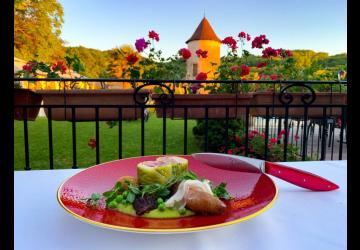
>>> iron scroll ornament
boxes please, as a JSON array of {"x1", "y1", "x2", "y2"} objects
[
  {"x1": 133, "y1": 82, "x2": 175, "y2": 106},
  {"x1": 278, "y1": 83, "x2": 316, "y2": 105}
]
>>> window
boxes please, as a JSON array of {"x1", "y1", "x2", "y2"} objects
[{"x1": 192, "y1": 63, "x2": 198, "y2": 76}]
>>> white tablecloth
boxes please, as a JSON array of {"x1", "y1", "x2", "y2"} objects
[{"x1": 14, "y1": 160, "x2": 347, "y2": 250}]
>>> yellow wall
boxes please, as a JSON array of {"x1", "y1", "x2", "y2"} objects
[{"x1": 186, "y1": 40, "x2": 221, "y2": 80}]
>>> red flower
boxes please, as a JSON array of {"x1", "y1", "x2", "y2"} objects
[
  {"x1": 235, "y1": 135, "x2": 241, "y2": 144},
  {"x1": 222, "y1": 36, "x2": 237, "y2": 51},
  {"x1": 260, "y1": 133, "x2": 266, "y2": 138},
  {"x1": 230, "y1": 65, "x2": 239, "y2": 72},
  {"x1": 270, "y1": 74, "x2": 278, "y2": 80},
  {"x1": 240, "y1": 64, "x2": 250, "y2": 76},
  {"x1": 126, "y1": 53, "x2": 139, "y2": 65},
  {"x1": 51, "y1": 61, "x2": 67, "y2": 74},
  {"x1": 270, "y1": 138, "x2": 277, "y2": 143},
  {"x1": 227, "y1": 149, "x2": 233, "y2": 155},
  {"x1": 251, "y1": 130, "x2": 259, "y2": 135},
  {"x1": 179, "y1": 48, "x2": 192, "y2": 60},
  {"x1": 195, "y1": 72, "x2": 207, "y2": 81},
  {"x1": 148, "y1": 30, "x2": 160, "y2": 41},
  {"x1": 294, "y1": 135, "x2": 300, "y2": 141},
  {"x1": 246, "y1": 33, "x2": 251, "y2": 41},
  {"x1": 262, "y1": 47, "x2": 278, "y2": 58},
  {"x1": 135, "y1": 38, "x2": 148, "y2": 52},
  {"x1": 22, "y1": 64, "x2": 32, "y2": 72},
  {"x1": 88, "y1": 138, "x2": 96, "y2": 149},
  {"x1": 285, "y1": 50, "x2": 293, "y2": 57},
  {"x1": 256, "y1": 62, "x2": 267, "y2": 68},
  {"x1": 238, "y1": 32, "x2": 246, "y2": 38},
  {"x1": 195, "y1": 49, "x2": 208, "y2": 58},
  {"x1": 251, "y1": 35, "x2": 269, "y2": 49}
]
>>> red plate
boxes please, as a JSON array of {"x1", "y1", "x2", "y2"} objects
[{"x1": 57, "y1": 155, "x2": 278, "y2": 233}]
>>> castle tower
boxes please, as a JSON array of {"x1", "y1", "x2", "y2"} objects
[{"x1": 185, "y1": 17, "x2": 221, "y2": 80}]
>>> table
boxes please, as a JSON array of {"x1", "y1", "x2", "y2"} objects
[{"x1": 14, "y1": 160, "x2": 347, "y2": 250}]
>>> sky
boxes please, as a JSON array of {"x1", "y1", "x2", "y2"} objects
[{"x1": 58, "y1": 0, "x2": 347, "y2": 57}]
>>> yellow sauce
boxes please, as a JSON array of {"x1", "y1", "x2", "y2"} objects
[{"x1": 116, "y1": 204, "x2": 195, "y2": 218}]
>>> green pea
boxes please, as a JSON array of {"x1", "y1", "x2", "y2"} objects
[
  {"x1": 108, "y1": 201, "x2": 117, "y2": 209},
  {"x1": 178, "y1": 208, "x2": 186, "y2": 215},
  {"x1": 158, "y1": 203, "x2": 165, "y2": 211},
  {"x1": 157, "y1": 198, "x2": 164, "y2": 204},
  {"x1": 121, "y1": 199, "x2": 127, "y2": 205}
]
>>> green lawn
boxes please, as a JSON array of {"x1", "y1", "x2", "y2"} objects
[{"x1": 14, "y1": 115, "x2": 201, "y2": 170}]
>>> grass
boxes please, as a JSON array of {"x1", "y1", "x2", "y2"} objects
[{"x1": 14, "y1": 115, "x2": 202, "y2": 170}]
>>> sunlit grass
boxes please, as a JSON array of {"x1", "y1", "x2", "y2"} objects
[{"x1": 14, "y1": 115, "x2": 201, "y2": 170}]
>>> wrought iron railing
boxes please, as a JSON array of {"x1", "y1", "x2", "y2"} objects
[{"x1": 14, "y1": 78, "x2": 347, "y2": 170}]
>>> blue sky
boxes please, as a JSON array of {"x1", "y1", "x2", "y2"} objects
[{"x1": 58, "y1": 0, "x2": 347, "y2": 57}]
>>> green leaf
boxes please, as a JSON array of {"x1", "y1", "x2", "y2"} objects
[
  {"x1": 126, "y1": 192, "x2": 136, "y2": 203},
  {"x1": 103, "y1": 190, "x2": 115, "y2": 198},
  {"x1": 115, "y1": 181, "x2": 122, "y2": 190},
  {"x1": 212, "y1": 182, "x2": 231, "y2": 200},
  {"x1": 91, "y1": 193, "x2": 101, "y2": 201}
]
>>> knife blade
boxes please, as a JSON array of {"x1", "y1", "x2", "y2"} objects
[{"x1": 191, "y1": 153, "x2": 339, "y2": 191}]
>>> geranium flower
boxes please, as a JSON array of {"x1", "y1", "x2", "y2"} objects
[
  {"x1": 238, "y1": 32, "x2": 246, "y2": 38},
  {"x1": 126, "y1": 53, "x2": 139, "y2": 65},
  {"x1": 227, "y1": 149, "x2": 233, "y2": 155},
  {"x1": 294, "y1": 135, "x2": 300, "y2": 141},
  {"x1": 135, "y1": 38, "x2": 148, "y2": 52},
  {"x1": 222, "y1": 36, "x2": 237, "y2": 51},
  {"x1": 22, "y1": 64, "x2": 32, "y2": 72},
  {"x1": 256, "y1": 62, "x2": 267, "y2": 68},
  {"x1": 251, "y1": 34, "x2": 269, "y2": 49},
  {"x1": 230, "y1": 65, "x2": 239, "y2": 72},
  {"x1": 240, "y1": 64, "x2": 250, "y2": 76},
  {"x1": 148, "y1": 30, "x2": 160, "y2": 41},
  {"x1": 270, "y1": 74, "x2": 278, "y2": 80},
  {"x1": 178, "y1": 48, "x2": 192, "y2": 60},
  {"x1": 262, "y1": 47, "x2": 278, "y2": 58},
  {"x1": 270, "y1": 138, "x2": 277, "y2": 143},
  {"x1": 246, "y1": 33, "x2": 251, "y2": 41},
  {"x1": 51, "y1": 61, "x2": 67, "y2": 74},
  {"x1": 88, "y1": 138, "x2": 96, "y2": 149},
  {"x1": 195, "y1": 72, "x2": 207, "y2": 81},
  {"x1": 195, "y1": 49, "x2": 208, "y2": 58}
]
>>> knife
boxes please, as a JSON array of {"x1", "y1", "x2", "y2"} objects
[{"x1": 191, "y1": 153, "x2": 339, "y2": 191}]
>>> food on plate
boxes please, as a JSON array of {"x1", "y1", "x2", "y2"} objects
[
  {"x1": 165, "y1": 179, "x2": 227, "y2": 215},
  {"x1": 86, "y1": 156, "x2": 231, "y2": 218},
  {"x1": 137, "y1": 156, "x2": 188, "y2": 185}
]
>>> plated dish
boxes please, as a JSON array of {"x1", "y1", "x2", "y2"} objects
[{"x1": 58, "y1": 155, "x2": 277, "y2": 233}]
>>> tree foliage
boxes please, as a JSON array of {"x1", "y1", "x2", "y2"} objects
[
  {"x1": 65, "y1": 46, "x2": 112, "y2": 77},
  {"x1": 14, "y1": 0, "x2": 65, "y2": 62}
]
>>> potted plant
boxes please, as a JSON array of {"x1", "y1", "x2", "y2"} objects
[
  {"x1": 249, "y1": 44, "x2": 347, "y2": 118},
  {"x1": 219, "y1": 129, "x2": 309, "y2": 161},
  {"x1": 14, "y1": 61, "x2": 43, "y2": 121},
  {"x1": 32, "y1": 56, "x2": 150, "y2": 121}
]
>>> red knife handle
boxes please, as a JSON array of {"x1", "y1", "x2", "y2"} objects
[{"x1": 264, "y1": 162, "x2": 339, "y2": 191}]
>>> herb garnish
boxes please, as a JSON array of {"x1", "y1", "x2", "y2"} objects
[{"x1": 212, "y1": 182, "x2": 232, "y2": 200}]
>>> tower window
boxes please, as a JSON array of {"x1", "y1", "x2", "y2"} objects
[{"x1": 192, "y1": 63, "x2": 198, "y2": 76}]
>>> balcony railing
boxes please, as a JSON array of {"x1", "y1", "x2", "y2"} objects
[{"x1": 14, "y1": 78, "x2": 347, "y2": 170}]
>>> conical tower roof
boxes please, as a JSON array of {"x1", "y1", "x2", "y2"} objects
[{"x1": 186, "y1": 17, "x2": 221, "y2": 43}]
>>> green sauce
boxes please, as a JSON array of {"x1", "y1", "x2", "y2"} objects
[{"x1": 116, "y1": 203, "x2": 195, "y2": 218}]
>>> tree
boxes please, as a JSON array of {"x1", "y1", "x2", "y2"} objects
[
  {"x1": 65, "y1": 46, "x2": 111, "y2": 77},
  {"x1": 14, "y1": 0, "x2": 65, "y2": 62}
]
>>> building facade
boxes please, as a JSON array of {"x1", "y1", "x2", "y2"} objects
[{"x1": 185, "y1": 17, "x2": 221, "y2": 80}]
